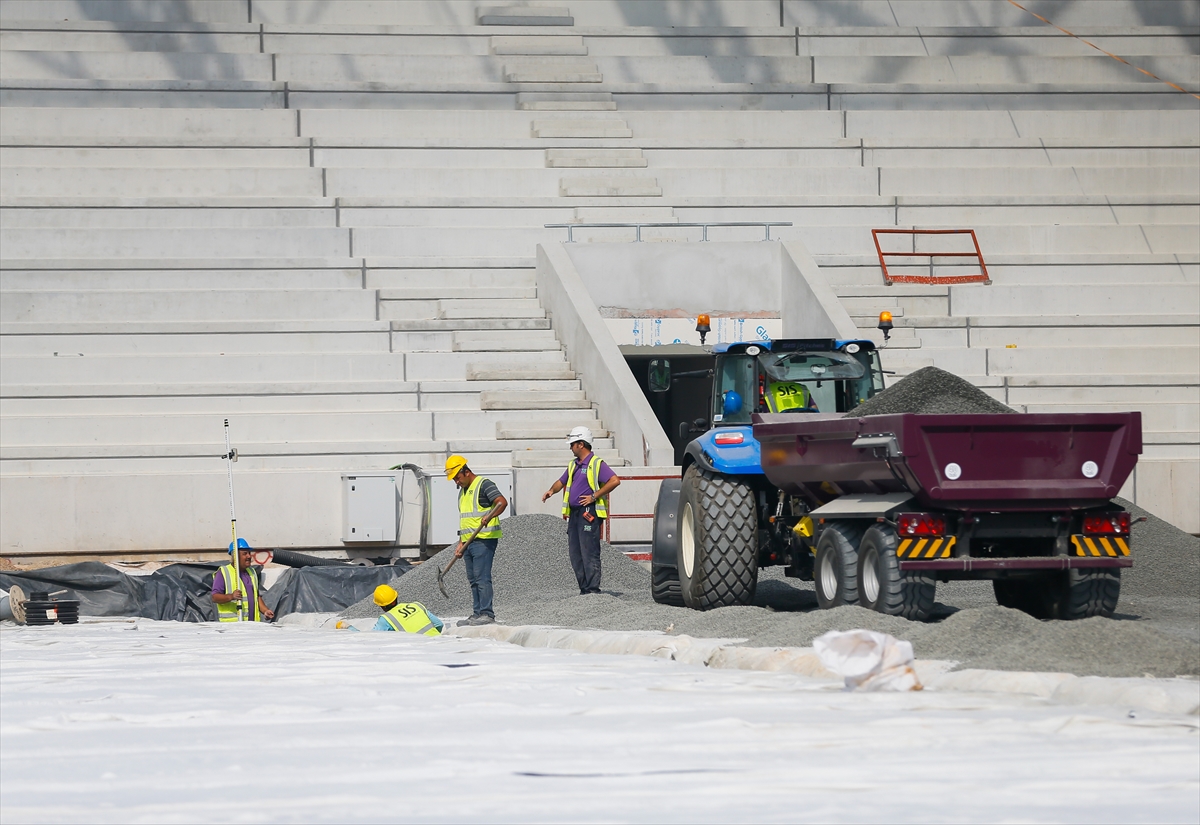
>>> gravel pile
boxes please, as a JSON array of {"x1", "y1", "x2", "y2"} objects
[
  {"x1": 340, "y1": 514, "x2": 649, "y2": 619},
  {"x1": 846, "y1": 366, "x2": 1015, "y2": 417},
  {"x1": 336, "y1": 494, "x2": 1198, "y2": 679}
]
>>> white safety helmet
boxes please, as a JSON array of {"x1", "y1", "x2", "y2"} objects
[{"x1": 566, "y1": 425, "x2": 594, "y2": 447}]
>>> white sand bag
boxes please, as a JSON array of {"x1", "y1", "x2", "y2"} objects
[{"x1": 813, "y1": 629, "x2": 923, "y2": 692}]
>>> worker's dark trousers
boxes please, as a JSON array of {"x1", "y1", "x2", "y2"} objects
[{"x1": 567, "y1": 507, "x2": 603, "y2": 594}]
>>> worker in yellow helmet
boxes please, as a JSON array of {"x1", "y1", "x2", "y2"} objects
[
  {"x1": 446, "y1": 454, "x2": 507, "y2": 626},
  {"x1": 368, "y1": 585, "x2": 443, "y2": 635}
]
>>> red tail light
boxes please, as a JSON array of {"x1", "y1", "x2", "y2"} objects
[
  {"x1": 897, "y1": 513, "x2": 946, "y2": 537},
  {"x1": 713, "y1": 432, "x2": 744, "y2": 445},
  {"x1": 1082, "y1": 512, "x2": 1130, "y2": 537}
]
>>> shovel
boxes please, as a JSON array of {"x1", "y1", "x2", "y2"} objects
[{"x1": 436, "y1": 522, "x2": 487, "y2": 599}]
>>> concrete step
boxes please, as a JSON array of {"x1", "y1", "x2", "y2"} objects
[
  {"x1": 0, "y1": 330, "x2": 391, "y2": 356},
  {"x1": 478, "y1": 6, "x2": 574, "y2": 26},
  {"x1": 0, "y1": 227, "x2": 350, "y2": 260},
  {"x1": 433, "y1": 408, "x2": 598, "y2": 440},
  {"x1": 505, "y1": 61, "x2": 601, "y2": 83},
  {"x1": 0, "y1": 167, "x2": 322, "y2": 198},
  {"x1": 0, "y1": 411, "x2": 434, "y2": 447},
  {"x1": 1019, "y1": 403, "x2": 1199, "y2": 432},
  {"x1": 418, "y1": 379, "x2": 580, "y2": 393},
  {"x1": 498, "y1": 424, "x2": 609, "y2": 439},
  {"x1": 952, "y1": 284, "x2": 1199, "y2": 317},
  {"x1": 987, "y1": 346, "x2": 1200, "y2": 377},
  {"x1": 559, "y1": 175, "x2": 662, "y2": 197},
  {"x1": 480, "y1": 390, "x2": 589, "y2": 410},
  {"x1": 0, "y1": 289, "x2": 374, "y2": 323},
  {"x1": 366, "y1": 268, "x2": 535, "y2": 290},
  {"x1": 406, "y1": 350, "x2": 566, "y2": 381},
  {"x1": 473, "y1": 437, "x2": 613, "y2": 452},
  {"x1": 0, "y1": 392, "x2": 421, "y2": 417},
  {"x1": 468, "y1": 364, "x2": 576, "y2": 380},
  {"x1": 492, "y1": 36, "x2": 587, "y2": 56},
  {"x1": 390, "y1": 318, "x2": 551, "y2": 332},
  {"x1": 574, "y1": 206, "x2": 676, "y2": 223},
  {"x1": 511, "y1": 450, "x2": 624, "y2": 468},
  {"x1": 0, "y1": 352, "x2": 409, "y2": 386},
  {"x1": 0, "y1": 146, "x2": 312, "y2": 168},
  {"x1": 451, "y1": 330, "x2": 560, "y2": 352},
  {"x1": 532, "y1": 119, "x2": 632, "y2": 138},
  {"x1": 0, "y1": 267, "x2": 362, "y2": 292},
  {"x1": 546, "y1": 148, "x2": 647, "y2": 168},
  {"x1": 378, "y1": 287, "x2": 535, "y2": 301},
  {"x1": 439, "y1": 299, "x2": 545, "y2": 320},
  {"x1": 519, "y1": 92, "x2": 615, "y2": 111}
]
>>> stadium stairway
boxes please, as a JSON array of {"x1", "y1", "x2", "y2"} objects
[{"x1": 1, "y1": 0, "x2": 1197, "y2": 556}]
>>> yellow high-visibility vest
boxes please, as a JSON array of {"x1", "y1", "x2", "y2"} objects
[
  {"x1": 459, "y1": 476, "x2": 502, "y2": 540},
  {"x1": 215, "y1": 563, "x2": 261, "y2": 622},
  {"x1": 764, "y1": 381, "x2": 813, "y2": 413},
  {"x1": 561, "y1": 453, "x2": 608, "y2": 519},
  {"x1": 380, "y1": 602, "x2": 442, "y2": 636}
]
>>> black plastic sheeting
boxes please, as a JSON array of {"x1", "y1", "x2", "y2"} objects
[{"x1": 0, "y1": 561, "x2": 411, "y2": 623}]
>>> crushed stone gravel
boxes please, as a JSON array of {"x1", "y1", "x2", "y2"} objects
[
  {"x1": 845, "y1": 365, "x2": 1015, "y2": 417},
  {"x1": 340, "y1": 512, "x2": 1198, "y2": 678}
]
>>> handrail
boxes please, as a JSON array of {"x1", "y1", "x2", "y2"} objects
[{"x1": 545, "y1": 221, "x2": 792, "y2": 242}]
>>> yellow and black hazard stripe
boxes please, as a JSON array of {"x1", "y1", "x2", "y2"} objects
[
  {"x1": 1070, "y1": 535, "x2": 1130, "y2": 557},
  {"x1": 896, "y1": 537, "x2": 956, "y2": 559}
]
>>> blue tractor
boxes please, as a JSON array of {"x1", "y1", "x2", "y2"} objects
[{"x1": 648, "y1": 338, "x2": 886, "y2": 609}]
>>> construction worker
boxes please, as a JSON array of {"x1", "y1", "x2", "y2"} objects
[
  {"x1": 211, "y1": 538, "x2": 274, "y2": 622},
  {"x1": 447, "y1": 455, "x2": 507, "y2": 626},
  {"x1": 370, "y1": 585, "x2": 443, "y2": 634},
  {"x1": 761, "y1": 360, "x2": 818, "y2": 413},
  {"x1": 541, "y1": 426, "x2": 621, "y2": 595}
]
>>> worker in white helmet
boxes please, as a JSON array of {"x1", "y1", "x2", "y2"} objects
[{"x1": 541, "y1": 426, "x2": 621, "y2": 594}]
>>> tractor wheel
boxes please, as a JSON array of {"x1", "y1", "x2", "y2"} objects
[
  {"x1": 650, "y1": 478, "x2": 684, "y2": 607},
  {"x1": 857, "y1": 525, "x2": 936, "y2": 621},
  {"x1": 814, "y1": 521, "x2": 865, "y2": 609},
  {"x1": 677, "y1": 466, "x2": 757, "y2": 610}
]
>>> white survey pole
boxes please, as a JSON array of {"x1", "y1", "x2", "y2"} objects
[{"x1": 223, "y1": 419, "x2": 243, "y2": 622}]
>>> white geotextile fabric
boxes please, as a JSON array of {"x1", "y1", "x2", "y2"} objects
[{"x1": 2, "y1": 621, "x2": 1198, "y2": 824}]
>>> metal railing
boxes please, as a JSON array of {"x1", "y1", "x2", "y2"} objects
[
  {"x1": 545, "y1": 221, "x2": 792, "y2": 243},
  {"x1": 871, "y1": 228, "x2": 992, "y2": 286}
]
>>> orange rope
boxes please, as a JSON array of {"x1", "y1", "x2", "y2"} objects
[{"x1": 1006, "y1": 0, "x2": 1200, "y2": 100}]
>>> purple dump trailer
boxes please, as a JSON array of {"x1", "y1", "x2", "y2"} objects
[{"x1": 750, "y1": 411, "x2": 1141, "y2": 620}]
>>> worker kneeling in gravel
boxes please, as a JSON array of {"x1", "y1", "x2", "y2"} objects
[
  {"x1": 541, "y1": 426, "x2": 621, "y2": 595},
  {"x1": 211, "y1": 538, "x2": 274, "y2": 623},
  {"x1": 447, "y1": 454, "x2": 508, "y2": 626},
  {"x1": 371, "y1": 585, "x2": 443, "y2": 635}
]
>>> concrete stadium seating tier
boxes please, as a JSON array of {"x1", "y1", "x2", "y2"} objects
[{"x1": 1, "y1": 0, "x2": 1197, "y2": 559}]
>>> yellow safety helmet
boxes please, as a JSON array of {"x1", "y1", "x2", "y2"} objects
[
  {"x1": 373, "y1": 584, "x2": 398, "y2": 607},
  {"x1": 445, "y1": 454, "x2": 468, "y2": 480}
]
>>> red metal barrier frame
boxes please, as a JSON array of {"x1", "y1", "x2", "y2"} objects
[{"x1": 872, "y1": 228, "x2": 992, "y2": 286}]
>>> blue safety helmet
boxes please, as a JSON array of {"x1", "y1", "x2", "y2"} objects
[
  {"x1": 722, "y1": 390, "x2": 743, "y2": 416},
  {"x1": 228, "y1": 538, "x2": 252, "y2": 554}
]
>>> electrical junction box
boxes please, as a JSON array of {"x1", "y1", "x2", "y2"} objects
[
  {"x1": 341, "y1": 473, "x2": 398, "y2": 543},
  {"x1": 428, "y1": 470, "x2": 514, "y2": 546}
]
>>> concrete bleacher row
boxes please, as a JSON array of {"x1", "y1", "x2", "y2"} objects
[{"x1": 1, "y1": 1, "x2": 1197, "y2": 557}]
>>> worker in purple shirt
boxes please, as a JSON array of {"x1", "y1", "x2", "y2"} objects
[{"x1": 542, "y1": 426, "x2": 621, "y2": 595}]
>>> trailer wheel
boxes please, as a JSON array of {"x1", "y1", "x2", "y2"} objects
[
  {"x1": 992, "y1": 577, "x2": 1054, "y2": 618},
  {"x1": 650, "y1": 478, "x2": 684, "y2": 606},
  {"x1": 677, "y1": 466, "x2": 757, "y2": 610},
  {"x1": 814, "y1": 521, "x2": 864, "y2": 609},
  {"x1": 1061, "y1": 568, "x2": 1121, "y2": 620},
  {"x1": 857, "y1": 525, "x2": 936, "y2": 621}
]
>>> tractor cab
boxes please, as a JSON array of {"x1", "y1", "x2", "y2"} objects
[
  {"x1": 709, "y1": 339, "x2": 884, "y2": 425},
  {"x1": 646, "y1": 337, "x2": 886, "y2": 474}
]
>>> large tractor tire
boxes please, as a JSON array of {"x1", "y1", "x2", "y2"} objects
[
  {"x1": 814, "y1": 521, "x2": 864, "y2": 609},
  {"x1": 856, "y1": 525, "x2": 936, "y2": 621},
  {"x1": 650, "y1": 478, "x2": 684, "y2": 606},
  {"x1": 677, "y1": 466, "x2": 757, "y2": 610},
  {"x1": 994, "y1": 568, "x2": 1120, "y2": 620}
]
